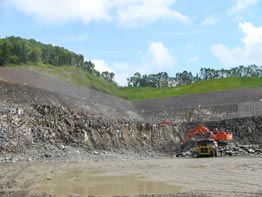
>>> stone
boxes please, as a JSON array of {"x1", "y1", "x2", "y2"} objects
[
  {"x1": 46, "y1": 176, "x2": 52, "y2": 180},
  {"x1": 248, "y1": 148, "x2": 255, "y2": 154},
  {"x1": 93, "y1": 151, "x2": 99, "y2": 155}
]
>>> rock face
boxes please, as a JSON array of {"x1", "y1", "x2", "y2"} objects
[
  {"x1": 1, "y1": 102, "x2": 262, "y2": 161},
  {"x1": 0, "y1": 104, "x2": 181, "y2": 161},
  {"x1": 0, "y1": 68, "x2": 142, "y2": 121},
  {"x1": 0, "y1": 68, "x2": 262, "y2": 161}
]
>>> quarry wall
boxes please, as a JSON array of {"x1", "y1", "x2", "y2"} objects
[{"x1": 133, "y1": 88, "x2": 262, "y2": 123}]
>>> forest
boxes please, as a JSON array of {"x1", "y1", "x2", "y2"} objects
[
  {"x1": 0, "y1": 36, "x2": 115, "y2": 84},
  {"x1": 127, "y1": 65, "x2": 262, "y2": 88},
  {"x1": 1, "y1": 36, "x2": 261, "y2": 88}
]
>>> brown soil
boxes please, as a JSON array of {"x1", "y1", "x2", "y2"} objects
[{"x1": 0, "y1": 157, "x2": 262, "y2": 197}]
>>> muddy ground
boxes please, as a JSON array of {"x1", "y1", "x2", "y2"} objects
[{"x1": 0, "y1": 157, "x2": 262, "y2": 197}]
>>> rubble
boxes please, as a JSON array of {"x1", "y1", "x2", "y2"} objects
[{"x1": 179, "y1": 143, "x2": 262, "y2": 158}]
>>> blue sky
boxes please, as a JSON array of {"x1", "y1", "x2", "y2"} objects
[{"x1": 0, "y1": 0, "x2": 262, "y2": 85}]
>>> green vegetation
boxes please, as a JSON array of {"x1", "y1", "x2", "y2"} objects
[
  {"x1": 0, "y1": 36, "x2": 116, "y2": 84},
  {"x1": 6, "y1": 64, "x2": 262, "y2": 101},
  {"x1": 21, "y1": 64, "x2": 126, "y2": 98},
  {"x1": 0, "y1": 36, "x2": 84, "y2": 67},
  {"x1": 1, "y1": 36, "x2": 262, "y2": 100},
  {"x1": 127, "y1": 65, "x2": 262, "y2": 88},
  {"x1": 121, "y1": 77, "x2": 262, "y2": 100}
]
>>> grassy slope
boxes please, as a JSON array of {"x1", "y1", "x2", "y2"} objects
[
  {"x1": 21, "y1": 64, "x2": 127, "y2": 98},
  {"x1": 13, "y1": 65, "x2": 262, "y2": 100},
  {"x1": 121, "y1": 77, "x2": 262, "y2": 100}
]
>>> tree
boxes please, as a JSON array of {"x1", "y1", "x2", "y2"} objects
[
  {"x1": 83, "y1": 61, "x2": 95, "y2": 74},
  {"x1": 0, "y1": 41, "x2": 10, "y2": 66},
  {"x1": 30, "y1": 47, "x2": 42, "y2": 63},
  {"x1": 175, "y1": 71, "x2": 194, "y2": 85},
  {"x1": 127, "y1": 72, "x2": 142, "y2": 87},
  {"x1": 158, "y1": 72, "x2": 169, "y2": 88},
  {"x1": 0, "y1": 36, "x2": 116, "y2": 83},
  {"x1": 101, "y1": 71, "x2": 116, "y2": 84}
]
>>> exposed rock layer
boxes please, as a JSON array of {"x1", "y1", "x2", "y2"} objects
[{"x1": 0, "y1": 68, "x2": 262, "y2": 161}]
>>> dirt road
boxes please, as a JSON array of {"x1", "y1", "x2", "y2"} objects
[{"x1": 1, "y1": 156, "x2": 262, "y2": 197}]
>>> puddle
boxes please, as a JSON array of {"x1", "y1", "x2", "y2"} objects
[{"x1": 32, "y1": 171, "x2": 181, "y2": 196}]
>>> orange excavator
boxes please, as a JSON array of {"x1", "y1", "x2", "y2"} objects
[
  {"x1": 183, "y1": 125, "x2": 233, "y2": 157},
  {"x1": 183, "y1": 125, "x2": 233, "y2": 144},
  {"x1": 160, "y1": 121, "x2": 233, "y2": 157}
]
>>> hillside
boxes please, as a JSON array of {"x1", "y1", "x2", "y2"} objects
[
  {"x1": 22, "y1": 64, "x2": 126, "y2": 98},
  {"x1": 1, "y1": 36, "x2": 262, "y2": 100},
  {"x1": 3, "y1": 65, "x2": 262, "y2": 100},
  {"x1": 0, "y1": 67, "x2": 141, "y2": 121},
  {"x1": 0, "y1": 36, "x2": 84, "y2": 67},
  {"x1": 1, "y1": 66, "x2": 262, "y2": 124},
  {"x1": 0, "y1": 36, "x2": 116, "y2": 85},
  {"x1": 122, "y1": 77, "x2": 262, "y2": 100}
]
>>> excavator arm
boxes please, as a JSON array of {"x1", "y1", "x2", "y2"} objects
[
  {"x1": 183, "y1": 125, "x2": 211, "y2": 144},
  {"x1": 160, "y1": 122, "x2": 233, "y2": 145},
  {"x1": 183, "y1": 125, "x2": 233, "y2": 145}
]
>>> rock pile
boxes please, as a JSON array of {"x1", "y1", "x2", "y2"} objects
[
  {"x1": 219, "y1": 143, "x2": 262, "y2": 156},
  {"x1": 179, "y1": 143, "x2": 262, "y2": 158}
]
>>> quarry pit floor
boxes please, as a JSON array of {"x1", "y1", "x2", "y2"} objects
[{"x1": 1, "y1": 156, "x2": 262, "y2": 197}]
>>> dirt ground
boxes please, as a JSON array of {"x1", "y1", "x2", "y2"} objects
[{"x1": 1, "y1": 156, "x2": 262, "y2": 197}]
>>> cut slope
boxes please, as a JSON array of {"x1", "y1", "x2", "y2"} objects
[
  {"x1": 0, "y1": 67, "x2": 141, "y2": 120},
  {"x1": 22, "y1": 64, "x2": 126, "y2": 98},
  {"x1": 133, "y1": 87, "x2": 262, "y2": 111}
]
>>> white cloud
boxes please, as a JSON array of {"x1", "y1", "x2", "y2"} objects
[
  {"x1": 92, "y1": 59, "x2": 114, "y2": 73},
  {"x1": 135, "y1": 41, "x2": 176, "y2": 75},
  {"x1": 114, "y1": 0, "x2": 190, "y2": 27},
  {"x1": 201, "y1": 16, "x2": 219, "y2": 26},
  {"x1": 114, "y1": 62, "x2": 130, "y2": 70},
  {"x1": 91, "y1": 43, "x2": 176, "y2": 85},
  {"x1": 240, "y1": 22, "x2": 262, "y2": 44},
  {"x1": 7, "y1": 0, "x2": 189, "y2": 27},
  {"x1": 8, "y1": 0, "x2": 111, "y2": 24},
  {"x1": 113, "y1": 63, "x2": 132, "y2": 86},
  {"x1": 187, "y1": 56, "x2": 199, "y2": 64},
  {"x1": 148, "y1": 41, "x2": 176, "y2": 69},
  {"x1": 66, "y1": 33, "x2": 89, "y2": 42},
  {"x1": 228, "y1": 0, "x2": 258, "y2": 14},
  {"x1": 91, "y1": 60, "x2": 132, "y2": 86},
  {"x1": 211, "y1": 22, "x2": 262, "y2": 66}
]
